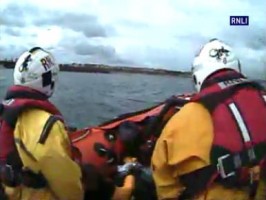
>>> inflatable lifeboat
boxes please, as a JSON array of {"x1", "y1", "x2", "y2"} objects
[{"x1": 70, "y1": 93, "x2": 193, "y2": 177}]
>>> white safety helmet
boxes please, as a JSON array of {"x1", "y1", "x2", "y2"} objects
[
  {"x1": 191, "y1": 38, "x2": 241, "y2": 92},
  {"x1": 14, "y1": 47, "x2": 59, "y2": 97}
]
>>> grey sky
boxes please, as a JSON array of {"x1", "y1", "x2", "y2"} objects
[{"x1": 0, "y1": 0, "x2": 265, "y2": 78}]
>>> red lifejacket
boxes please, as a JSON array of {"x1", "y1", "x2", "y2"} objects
[
  {"x1": 179, "y1": 70, "x2": 266, "y2": 199},
  {"x1": 191, "y1": 71, "x2": 266, "y2": 180},
  {"x1": 0, "y1": 85, "x2": 63, "y2": 164}
]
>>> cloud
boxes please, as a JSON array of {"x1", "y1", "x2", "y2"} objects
[
  {"x1": 243, "y1": 27, "x2": 266, "y2": 51},
  {"x1": 72, "y1": 43, "x2": 134, "y2": 66},
  {"x1": 1, "y1": 4, "x2": 29, "y2": 27},
  {"x1": 0, "y1": 45, "x2": 28, "y2": 60},
  {"x1": 3, "y1": 27, "x2": 21, "y2": 37},
  {"x1": 32, "y1": 13, "x2": 111, "y2": 38},
  {"x1": 74, "y1": 42, "x2": 114, "y2": 57},
  {"x1": 0, "y1": 0, "x2": 265, "y2": 78},
  {"x1": 50, "y1": 29, "x2": 132, "y2": 65}
]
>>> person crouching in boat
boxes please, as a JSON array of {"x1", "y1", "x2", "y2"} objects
[
  {"x1": 0, "y1": 47, "x2": 84, "y2": 200},
  {"x1": 151, "y1": 38, "x2": 266, "y2": 200}
]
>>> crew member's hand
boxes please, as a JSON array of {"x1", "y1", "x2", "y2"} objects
[
  {"x1": 124, "y1": 157, "x2": 137, "y2": 163},
  {"x1": 112, "y1": 175, "x2": 135, "y2": 200},
  {"x1": 112, "y1": 157, "x2": 136, "y2": 200}
]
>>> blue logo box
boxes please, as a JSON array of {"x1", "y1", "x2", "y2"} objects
[{"x1": 230, "y1": 16, "x2": 249, "y2": 26}]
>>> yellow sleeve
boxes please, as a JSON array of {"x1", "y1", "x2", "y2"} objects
[
  {"x1": 254, "y1": 179, "x2": 266, "y2": 200},
  {"x1": 151, "y1": 102, "x2": 213, "y2": 200},
  {"x1": 34, "y1": 118, "x2": 84, "y2": 200},
  {"x1": 151, "y1": 132, "x2": 185, "y2": 200},
  {"x1": 15, "y1": 109, "x2": 84, "y2": 200}
]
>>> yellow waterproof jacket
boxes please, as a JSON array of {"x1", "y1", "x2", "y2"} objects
[
  {"x1": 3, "y1": 108, "x2": 84, "y2": 200},
  {"x1": 151, "y1": 102, "x2": 266, "y2": 200}
]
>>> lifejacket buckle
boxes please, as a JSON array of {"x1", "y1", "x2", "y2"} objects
[
  {"x1": 5, "y1": 164, "x2": 15, "y2": 182},
  {"x1": 217, "y1": 154, "x2": 236, "y2": 179},
  {"x1": 249, "y1": 170, "x2": 254, "y2": 185},
  {"x1": 146, "y1": 140, "x2": 154, "y2": 149}
]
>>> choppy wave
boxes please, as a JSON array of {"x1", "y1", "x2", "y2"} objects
[{"x1": 0, "y1": 69, "x2": 193, "y2": 128}]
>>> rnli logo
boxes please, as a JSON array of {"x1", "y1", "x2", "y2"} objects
[
  {"x1": 18, "y1": 65, "x2": 29, "y2": 72},
  {"x1": 209, "y1": 47, "x2": 230, "y2": 59},
  {"x1": 230, "y1": 16, "x2": 249, "y2": 26},
  {"x1": 40, "y1": 56, "x2": 54, "y2": 71},
  {"x1": 209, "y1": 46, "x2": 230, "y2": 64},
  {"x1": 19, "y1": 54, "x2": 32, "y2": 72}
]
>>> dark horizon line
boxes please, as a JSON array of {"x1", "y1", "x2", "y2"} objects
[{"x1": 0, "y1": 59, "x2": 191, "y2": 76}]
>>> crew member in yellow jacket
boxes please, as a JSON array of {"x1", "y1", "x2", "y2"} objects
[
  {"x1": 0, "y1": 47, "x2": 84, "y2": 199},
  {"x1": 151, "y1": 39, "x2": 266, "y2": 200}
]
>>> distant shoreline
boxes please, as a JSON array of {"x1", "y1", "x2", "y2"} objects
[{"x1": 0, "y1": 60, "x2": 191, "y2": 77}]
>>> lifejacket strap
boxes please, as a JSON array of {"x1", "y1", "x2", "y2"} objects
[
  {"x1": 146, "y1": 97, "x2": 188, "y2": 138},
  {"x1": 214, "y1": 143, "x2": 266, "y2": 179},
  {"x1": 38, "y1": 115, "x2": 62, "y2": 144},
  {"x1": 0, "y1": 164, "x2": 47, "y2": 188},
  {"x1": 1, "y1": 148, "x2": 46, "y2": 189},
  {"x1": 21, "y1": 168, "x2": 47, "y2": 189},
  {"x1": 201, "y1": 72, "x2": 245, "y2": 89}
]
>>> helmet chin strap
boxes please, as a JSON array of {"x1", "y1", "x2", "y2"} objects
[
  {"x1": 47, "y1": 81, "x2": 55, "y2": 97},
  {"x1": 193, "y1": 75, "x2": 197, "y2": 85},
  {"x1": 51, "y1": 81, "x2": 55, "y2": 90},
  {"x1": 19, "y1": 54, "x2": 31, "y2": 73}
]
